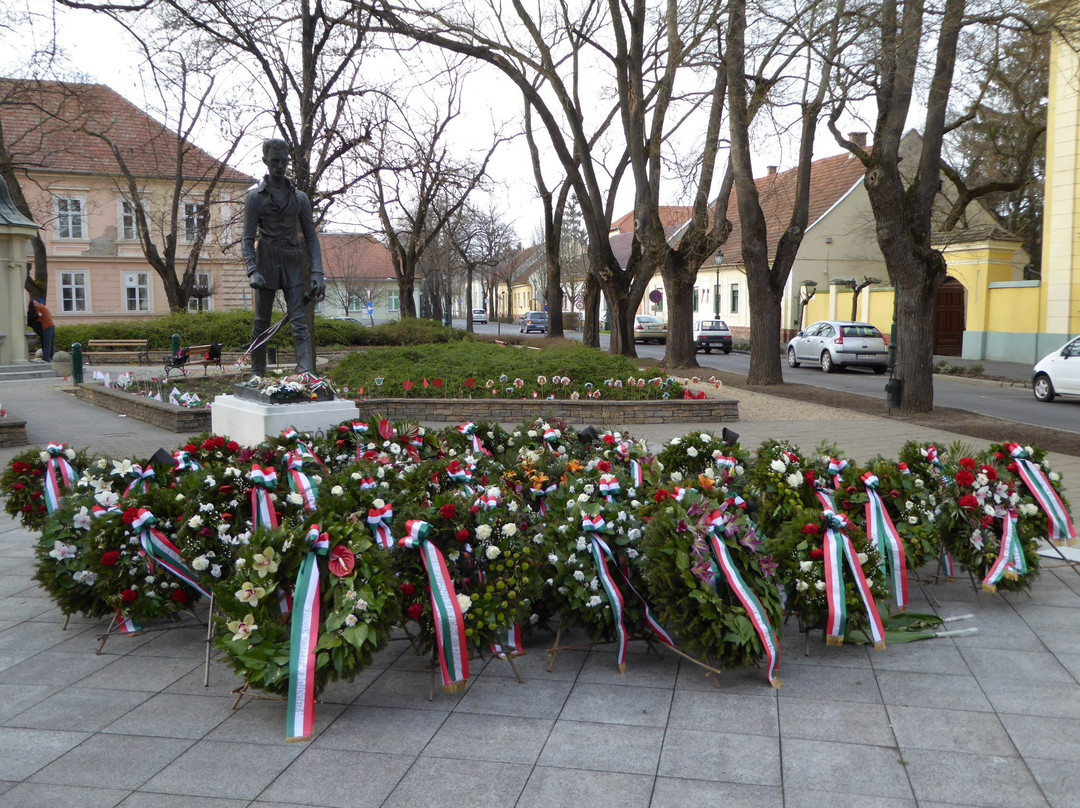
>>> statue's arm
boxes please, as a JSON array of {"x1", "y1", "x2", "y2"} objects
[
  {"x1": 241, "y1": 190, "x2": 260, "y2": 277},
  {"x1": 298, "y1": 191, "x2": 323, "y2": 277}
]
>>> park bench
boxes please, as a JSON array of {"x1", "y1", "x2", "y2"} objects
[
  {"x1": 164, "y1": 343, "x2": 223, "y2": 377},
  {"x1": 85, "y1": 339, "x2": 151, "y2": 365}
]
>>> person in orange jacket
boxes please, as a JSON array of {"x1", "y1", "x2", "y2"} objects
[{"x1": 29, "y1": 299, "x2": 54, "y2": 362}]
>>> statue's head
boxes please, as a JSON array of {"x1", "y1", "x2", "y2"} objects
[{"x1": 262, "y1": 139, "x2": 291, "y2": 178}]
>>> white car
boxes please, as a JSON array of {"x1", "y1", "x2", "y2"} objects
[
  {"x1": 1033, "y1": 335, "x2": 1080, "y2": 402},
  {"x1": 787, "y1": 320, "x2": 888, "y2": 374},
  {"x1": 634, "y1": 314, "x2": 667, "y2": 344},
  {"x1": 693, "y1": 319, "x2": 733, "y2": 354},
  {"x1": 472, "y1": 308, "x2": 488, "y2": 325}
]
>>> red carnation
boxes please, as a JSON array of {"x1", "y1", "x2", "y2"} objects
[
  {"x1": 338, "y1": 425, "x2": 349, "y2": 433},
  {"x1": 455, "y1": 529, "x2": 470, "y2": 543},
  {"x1": 464, "y1": 378, "x2": 475, "y2": 389},
  {"x1": 994, "y1": 452, "x2": 1005, "y2": 461},
  {"x1": 172, "y1": 589, "x2": 189, "y2": 604},
  {"x1": 100, "y1": 551, "x2": 120, "y2": 567},
  {"x1": 845, "y1": 485, "x2": 857, "y2": 495},
  {"x1": 400, "y1": 582, "x2": 416, "y2": 597},
  {"x1": 808, "y1": 547, "x2": 825, "y2": 560},
  {"x1": 405, "y1": 603, "x2": 424, "y2": 621},
  {"x1": 328, "y1": 545, "x2": 356, "y2": 578},
  {"x1": 841, "y1": 500, "x2": 853, "y2": 510},
  {"x1": 199, "y1": 528, "x2": 212, "y2": 539},
  {"x1": 470, "y1": 505, "x2": 480, "y2": 515},
  {"x1": 183, "y1": 444, "x2": 197, "y2": 453},
  {"x1": 980, "y1": 466, "x2": 998, "y2": 482},
  {"x1": 958, "y1": 457, "x2": 977, "y2": 471},
  {"x1": 38, "y1": 505, "x2": 45, "y2": 514},
  {"x1": 11, "y1": 483, "x2": 24, "y2": 491},
  {"x1": 11, "y1": 461, "x2": 29, "y2": 474},
  {"x1": 31, "y1": 469, "x2": 41, "y2": 478},
  {"x1": 602, "y1": 435, "x2": 616, "y2": 445},
  {"x1": 122, "y1": 508, "x2": 140, "y2": 525},
  {"x1": 439, "y1": 503, "x2": 457, "y2": 520},
  {"x1": 981, "y1": 516, "x2": 994, "y2": 528},
  {"x1": 120, "y1": 589, "x2": 137, "y2": 604},
  {"x1": 597, "y1": 461, "x2": 611, "y2": 472},
  {"x1": 1007, "y1": 462, "x2": 1019, "y2": 473},
  {"x1": 226, "y1": 441, "x2": 240, "y2": 453},
  {"x1": 803, "y1": 471, "x2": 815, "y2": 486},
  {"x1": 801, "y1": 524, "x2": 820, "y2": 535},
  {"x1": 654, "y1": 489, "x2": 671, "y2": 503},
  {"x1": 30, "y1": 491, "x2": 41, "y2": 500},
  {"x1": 212, "y1": 437, "x2": 226, "y2": 449},
  {"x1": 218, "y1": 485, "x2": 234, "y2": 495},
  {"x1": 954, "y1": 470, "x2": 975, "y2": 488},
  {"x1": 958, "y1": 494, "x2": 979, "y2": 510},
  {"x1": 21, "y1": 503, "x2": 32, "y2": 513}
]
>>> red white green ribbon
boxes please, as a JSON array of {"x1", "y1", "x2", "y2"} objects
[
  {"x1": 628, "y1": 459, "x2": 644, "y2": 488},
  {"x1": 44, "y1": 443, "x2": 77, "y2": 514},
  {"x1": 598, "y1": 474, "x2": 620, "y2": 502},
  {"x1": 446, "y1": 461, "x2": 474, "y2": 495},
  {"x1": 249, "y1": 465, "x2": 279, "y2": 532},
  {"x1": 820, "y1": 508, "x2": 885, "y2": 649},
  {"x1": 284, "y1": 452, "x2": 319, "y2": 513},
  {"x1": 921, "y1": 445, "x2": 952, "y2": 484},
  {"x1": 828, "y1": 457, "x2": 849, "y2": 489},
  {"x1": 358, "y1": 477, "x2": 377, "y2": 491},
  {"x1": 399, "y1": 520, "x2": 469, "y2": 692},
  {"x1": 351, "y1": 422, "x2": 368, "y2": 461},
  {"x1": 366, "y1": 504, "x2": 394, "y2": 550},
  {"x1": 474, "y1": 491, "x2": 499, "y2": 510},
  {"x1": 114, "y1": 608, "x2": 141, "y2": 635},
  {"x1": 458, "y1": 422, "x2": 488, "y2": 456},
  {"x1": 172, "y1": 450, "x2": 202, "y2": 472},
  {"x1": 1005, "y1": 443, "x2": 1077, "y2": 545},
  {"x1": 983, "y1": 508, "x2": 1027, "y2": 592},
  {"x1": 286, "y1": 525, "x2": 330, "y2": 742},
  {"x1": 92, "y1": 504, "x2": 120, "y2": 519},
  {"x1": 543, "y1": 427, "x2": 558, "y2": 448},
  {"x1": 705, "y1": 510, "x2": 782, "y2": 687},
  {"x1": 131, "y1": 508, "x2": 210, "y2": 598},
  {"x1": 588, "y1": 534, "x2": 628, "y2": 672},
  {"x1": 491, "y1": 623, "x2": 524, "y2": 659},
  {"x1": 862, "y1": 472, "x2": 908, "y2": 612},
  {"x1": 281, "y1": 428, "x2": 326, "y2": 472},
  {"x1": 123, "y1": 464, "x2": 156, "y2": 498},
  {"x1": 532, "y1": 482, "x2": 556, "y2": 515}
]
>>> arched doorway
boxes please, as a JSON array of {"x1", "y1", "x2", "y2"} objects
[{"x1": 933, "y1": 277, "x2": 965, "y2": 356}]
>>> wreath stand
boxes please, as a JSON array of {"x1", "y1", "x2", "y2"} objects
[
  {"x1": 1035, "y1": 538, "x2": 1080, "y2": 578},
  {"x1": 398, "y1": 625, "x2": 527, "y2": 699},
  {"x1": 95, "y1": 607, "x2": 207, "y2": 655},
  {"x1": 545, "y1": 625, "x2": 725, "y2": 687}
]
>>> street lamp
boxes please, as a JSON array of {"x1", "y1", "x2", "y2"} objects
[{"x1": 713, "y1": 251, "x2": 723, "y2": 318}]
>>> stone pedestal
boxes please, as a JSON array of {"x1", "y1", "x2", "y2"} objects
[{"x1": 211, "y1": 395, "x2": 359, "y2": 447}]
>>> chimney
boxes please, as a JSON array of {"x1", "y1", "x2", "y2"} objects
[
  {"x1": 849, "y1": 132, "x2": 867, "y2": 149},
  {"x1": 767, "y1": 165, "x2": 777, "y2": 176}
]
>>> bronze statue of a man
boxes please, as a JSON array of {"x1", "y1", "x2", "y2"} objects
[{"x1": 242, "y1": 138, "x2": 325, "y2": 375}]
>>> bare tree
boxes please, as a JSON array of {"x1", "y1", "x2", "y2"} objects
[{"x1": 445, "y1": 201, "x2": 517, "y2": 332}]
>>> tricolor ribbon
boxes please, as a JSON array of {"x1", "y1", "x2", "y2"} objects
[
  {"x1": 358, "y1": 477, "x2": 377, "y2": 491},
  {"x1": 114, "y1": 609, "x2": 141, "y2": 635},
  {"x1": 284, "y1": 452, "x2": 319, "y2": 513},
  {"x1": 862, "y1": 472, "x2": 908, "y2": 612},
  {"x1": 672, "y1": 487, "x2": 687, "y2": 503},
  {"x1": 351, "y1": 422, "x2": 368, "y2": 462},
  {"x1": 366, "y1": 504, "x2": 395, "y2": 550},
  {"x1": 474, "y1": 492, "x2": 499, "y2": 510},
  {"x1": 172, "y1": 451, "x2": 202, "y2": 473},
  {"x1": 715, "y1": 455, "x2": 737, "y2": 481},
  {"x1": 281, "y1": 428, "x2": 326, "y2": 473},
  {"x1": 532, "y1": 482, "x2": 557, "y2": 515},
  {"x1": 1005, "y1": 443, "x2": 1077, "y2": 545},
  {"x1": 820, "y1": 508, "x2": 885, "y2": 649},
  {"x1": 130, "y1": 508, "x2": 210, "y2": 598},
  {"x1": 491, "y1": 623, "x2": 524, "y2": 659},
  {"x1": 123, "y1": 464, "x2": 156, "y2": 498},
  {"x1": 446, "y1": 463, "x2": 474, "y2": 495},
  {"x1": 582, "y1": 513, "x2": 610, "y2": 534},
  {"x1": 828, "y1": 458, "x2": 849, "y2": 489},
  {"x1": 286, "y1": 526, "x2": 330, "y2": 742},
  {"x1": 92, "y1": 504, "x2": 120, "y2": 519},
  {"x1": 588, "y1": 535, "x2": 628, "y2": 672},
  {"x1": 44, "y1": 443, "x2": 77, "y2": 514},
  {"x1": 458, "y1": 422, "x2": 489, "y2": 456},
  {"x1": 983, "y1": 508, "x2": 1028, "y2": 592},
  {"x1": 628, "y1": 459, "x2": 644, "y2": 488},
  {"x1": 921, "y1": 446, "x2": 951, "y2": 484},
  {"x1": 598, "y1": 474, "x2": 620, "y2": 502},
  {"x1": 399, "y1": 520, "x2": 469, "y2": 693},
  {"x1": 249, "y1": 465, "x2": 279, "y2": 532},
  {"x1": 542, "y1": 427, "x2": 558, "y2": 448},
  {"x1": 704, "y1": 510, "x2": 782, "y2": 687}
]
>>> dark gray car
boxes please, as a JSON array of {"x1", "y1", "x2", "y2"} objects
[{"x1": 519, "y1": 311, "x2": 548, "y2": 333}]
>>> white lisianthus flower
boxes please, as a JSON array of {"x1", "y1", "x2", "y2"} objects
[
  {"x1": 188, "y1": 515, "x2": 203, "y2": 529},
  {"x1": 457, "y1": 593, "x2": 472, "y2": 613},
  {"x1": 576, "y1": 537, "x2": 588, "y2": 551},
  {"x1": 587, "y1": 595, "x2": 603, "y2": 608},
  {"x1": 485, "y1": 545, "x2": 501, "y2": 560},
  {"x1": 475, "y1": 524, "x2": 492, "y2": 541},
  {"x1": 72, "y1": 507, "x2": 92, "y2": 531},
  {"x1": 573, "y1": 570, "x2": 586, "y2": 582},
  {"x1": 814, "y1": 580, "x2": 826, "y2": 592},
  {"x1": 96, "y1": 458, "x2": 108, "y2": 469},
  {"x1": 799, "y1": 560, "x2": 813, "y2": 572},
  {"x1": 200, "y1": 502, "x2": 215, "y2": 513},
  {"x1": 671, "y1": 471, "x2": 683, "y2": 483},
  {"x1": 548, "y1": 553, "x2": 559, "y2": 564},
  {"x1": 914, "y1": 478, "x2": 924, "y2": 489},
  {"x1": 795, "y1": 580, "x2": 809, "y2": 592}
]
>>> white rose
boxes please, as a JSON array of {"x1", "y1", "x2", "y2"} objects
[
  {"x1": 699, "y1": 433, "x2": 712, "y2": 443},
  {"x1": 669, "y1": 437, "x2": 681, "y2": 446},
  {"x1": 188, "y1": 515, "x2": 203, "y2": 529},
  {"x1": 771, "y1": 459, "x2": 786, "y2": 473},
  {"x1": 351, "y1": 472, "x2": 362, "y2": 481},
  {"x1": 456, "y1": 593, "x2": 472, "y2": 613},
  {"x1": 192, "y1": 555, "x2": 209, "y2": 571},
  {"x1": 671, "y1": 472, "x2": 683, "y2": 483},
  {"x1": 577, "y1": 494, "x2": 589, "y2": 503},
  {"x1": 331, "y1": 485, "x2": 344, "y2": 497},
  {"x1": 814, "y1": 581, "x2": 826, "y2": 591},
  {"x1": 687, "y1": 447, "x2": 699, "y2": 458},
  {"x1": 373, "y1": 498, "x2": 385, "y2": 509},
  {"x1": 1049, "y1": 471, "x2": 1061, "y2": 482},
  {"x1": 907, "y1": 516, "x2": 919, "y2": 524},
  {"x1": 795, "y1": 580, "x2": 809, "y2": 592},
  {"x1": 799, "y1": 561, "x2": 813, "y2": 572}
]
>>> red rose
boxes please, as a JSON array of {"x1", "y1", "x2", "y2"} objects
[
  {"x1": 958, "y1": 494, "x2": 979, "y2": 510},
  {"x1": 841, "y1": 500, "x2": 853, "y2": 510},
  {"x1": 11, "y1": 483, "x2": 24, "y2": 491},
  {"x1": 100, "y1": 551, "x2": 120, "y2": 567},
  {"x1": 654, "y1": 489, "x2": 671, "y2": 503},
  {"x1": 470, "y1": 505, "x2": 480, "y2": 515},
  {"x1": 201, "y1": 440, "x2": 215, "y2": 451},
  {"x1": 400, "y1": 583, "x2": 416, "y2": 597},
  {"x1": 981, "y1": 516, "x2": 994, "y2": 528},
  {"x1": 980, "y1": 466, "x2": 998, "y2": 482},
  {"x1": 212, "y1": 437, "x2": 226, "y2": 449},
  {"x1": 30, "y1": 491, "x2": 41, "y2": 500},
  {"x1": 597, "y1": 461, "x2": 611, "y2": 472},
  {"x1": 222, "y1": 513, "x2": 233, "y2": 521},
  {"x1": 226, "y1": 441, "x2": 240, "y2": 453},
  {"x1": 1007, "y1": 462, "x2": 1019, "y2": 473},
  {"x1": 801, "y1": 524, "x2": 820, "y2": 535},
  {"x1": 889, "y1": 489, "x2": 901, "y2": 499},
  {"x1": 481, "y1": 476, "x2": 488, "y2": 486},
  {"x1": 328, "y1": 545, "x2": 356, "y2": 578},
  {"x1": 338, "y1": 425, "x2": 349, "y2": 433},
  {"x1": 122, "y1": 508, "x2": 140, "y2": 526},
  {"x1": 954, "y1": 470, "x2": 975, "y2": 488},
  {"x1": 183, "y1": 444, "x2": 197, "y2": 453},
  {"x1": 218, "y1": 485, "x2": 234, "y2": 495},
  {"x1": 172, "y1": 589, "x2": 189, "y2": 604},
  {"x1": 808, "y1": 547, "x2": 825, "y2": 560},
  {"x1": 20, "y1": 503, "x2": 32, "y2": 513},
  {"x1": 803, "y1": 471, "x2": 815, "y2": 485},
  {"x1": 994, "y1": 452, "x2": 1005, "y2": 461},
  {"x1": 405, "y1": 603, "x2": 424, "y2": 620},
  {"x1": 31, "y1": 469, "x2": 41, "y2": 478},
  {"x1": 120, "y1": 589, "x2": 137, "y2": 604},
  {"x1": 845, "y1": 486, "x2": 856, "y2": 495},
  {"x1": 199, "y1": 528, "x2": 212, "y2": 539},
  {"x1": 455, "y1": 530, "x2": 470, "y2": 543},
  {"x1": 38, "y1": 505, "x2": 45, "y2": 514},
  {"x1": 11, "y1": 461, "x2": 29, "y2": 474},
  {"x1": 439, "y1": 503, "x2": 457, "y2": 520},
  {"x1": 602, "y1": 435, "x2": 616, "y2": 445}
]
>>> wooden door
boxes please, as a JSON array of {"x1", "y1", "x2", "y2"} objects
[{"x1": 933, "y1": 277, "x2": 965, "y2": 356}]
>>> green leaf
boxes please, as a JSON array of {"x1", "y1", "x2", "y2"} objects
[
  {"x1": 675, "y1": 550, "x2": 690, "y2": 571},
  {"x1": 342, "y1": 623, "x2": 370, "y2": 649}
]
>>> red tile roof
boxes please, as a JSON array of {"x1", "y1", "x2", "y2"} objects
[
  {"x1": 610, "y1": 205, "x2": 695, "y2": 234},
  {"x1": 0, "y1": 79, "x2": 253, "y2": 184},
  {"x1": 320, "y1": 233, "x2": 398, "y2": 280}
]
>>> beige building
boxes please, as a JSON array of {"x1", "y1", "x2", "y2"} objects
[
  {"x1": 1, "y1": 80, "x2": 254, "y2": 324},
  {"x1": 316, "y1": 232, "x2": 420, "y2": 323}
]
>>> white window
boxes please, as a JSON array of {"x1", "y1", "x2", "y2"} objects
[
  {"x1": 183, "y1": 201, "x2": 208, "y2": 243},
  {"x1": 348, "y1": 295, "x2": 363, "y2": 313},
  {"x1": 730, "y1": 283, "x2": 740, "y2": 314},
  {"x1": 120, "y1": 199, "x2": 139, "y2": 241},
  {"x1": 60, "y1": 271, "x2": 88, "y2": 313},
  {"x1": 387, "y1": 289, "x2": 399, "y2": 312},
  {"x1": 187, "y1": 272, "x2": 213, "y2": 312},
  {"x1": 55, "y1": 196, "x2": 85, "y2": 239},
  {"x1": 123, "y1": 272, "x2": 151, "y2": 312}
]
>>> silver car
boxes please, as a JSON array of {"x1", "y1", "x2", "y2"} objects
[{"x1": 787, "y1": 320, "x2": 888, "y2": 374}]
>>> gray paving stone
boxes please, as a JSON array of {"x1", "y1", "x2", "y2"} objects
[
  {"x1": 260, "y1": 747, "x2": 413, "y2": 808},
  {"x1": 875, "y1": 669, "x2": 994, "y2": 711},
  {"x1": 481, "y1": 646, "x2": 587, "y2": 681},
  {"x1": 658, "y1": 728, "x2": 780, "y2": 786},
  {"x1": 1025, "y1": 757, "x2": 1080, "y2": 808},
  {"x1": 577, "y1": 648, "x2": 680, "y2": 688},
  {"x1": 1000, "y1": 713, "x2": 1080, "y2": 763},
  {"x1": 382, "y1": 756, "x2": 530, "y2": 808},
  {"x1": 353, "y1": 668, "x2": 465, "y2": 710},
  {"x1": 561, "y1": 682, "x2": 671, "y2": 726},
  {"x1": 455, "y1": 675, "x2": 572, "y2": 719},
  {"x1": 0, "y1": 594, "x2": 57, "y2": 622},
  {"x1": 516, "y1": 765, "x2": 654, "y2": 808},
  {"x1": 207, "y1": 697, "x2": 346, "y2": 745},
  {"x1": 960, "y1": 645, "x2": 1076, "y2": 684},
  {"x1": 0, "y1": 621, "x2": 82, "y2": 671},
  {"x1": 0, "y1": 781, "x2": 130, "y2": 807},
  {"x1": 782, "y1": 790, "x2": 916, "y2": 808},
  {"x1": 537, "y1": 719, "x2": 663, "y2": 773},
  {"x1": 5, "y1": 684, "x2": 149, "y2": 732},
  {"x1": 778, "y1": 633, "x2": 873, "y2": 668},
  {"x1": 902, "y1": 747, "x2": 1049, "y2": 808},
  {"x1": 0, "y1": 649, "x2": 114, "y2": 687},
  {"x1": 0, "y1": 683, "x2": 56, "y2": 722},
  {"x1": 772, "y1": 661, "x2": 884, "y2": 704},
  {"x1": 780, "y1": 738, "x2": 913, "y2": 800},
  {"x1": 980, "y1": 678, "x2": 1080, "y2": 719},
  {"x1": 887, "y1": 704, "x2": 1017, "y2": 756},
  {"x1": 778, "y1": 695, "x2": 895, "y2": 746},
  {"x1": 868, "y1": 637, "x2": 970, "y2": 675},
  {"x1": 649, "y1": 777, "x2": 783, "y2": 808},
  {"x1": 313, "y1": 703, "x2": 448, "y2": 754},
  {"x1": 102, "y1": 692, "x2": 235, "y2": 739},
  {"x1": 316, "y1": 667, "x2": 381, "y2": 704},
  {"x1": 30, "y1": 732, "x2": 193, "y2": 789},
  {"x1": 139, "y1": 739, "x2": 303, "y2": 799},
  {"x1": 0, "y1": 727, "x2": 89, "y2": 780},
  {"x1": 119, "y1": 795, "x2": 249, "y2": 808},
  {"x1": 76, "y1": 654, "x2": 203, "y2": 692},
  {"x1": 668, "y1": 688, "x2": 778, "y2": 737},
  {"x1": 422, "y1": 711, "x2": 551, "y2": 763}
]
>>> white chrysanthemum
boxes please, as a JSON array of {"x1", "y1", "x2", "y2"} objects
[
  {"x1": 475, "y1": 524, "x2": 492, "y2": 541},
  {"x1": 286, "y1": 492, "x2": 304, "y2": 506},
  {"x1": 192, "y1": 555, "x2": 209, "y2": 571},
  {"x1": 204, "y1": 476, "x2": 216, "y2": 488},
  {"x1": 501, "y1": 523, "x2": 518, "y2": 537},
  {"x1": 456, "y1": 594, "x2": 472, "y2": 613},
  {"x1": 799, "y1": 560, "x2": 813, "y2": 572},
  {"x1": 627, "y1": 528, "x2": 642, "y2": 541},
  {"x1": 485, "y1": 545, "x2": 501, "y2": 560},
  {"x1": 786, "y1": 471, "x2": 803, "y2": 488}
]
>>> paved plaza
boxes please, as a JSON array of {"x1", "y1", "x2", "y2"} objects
[{"x1": 2, "y1": 373, "x2": 1080, "y2": 807}]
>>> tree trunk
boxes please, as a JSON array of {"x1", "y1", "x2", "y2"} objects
[
  {"x1": 892, "y1": 266, "x2": 941, "y2": 411},
  {"x1": 597, "y1": 268, "x2": 634, "y2": 356},
  {"x1": 400, "y1": 271, "x2": 417, "y2": 318},
  {"x1": 545, "y1": 248, "x2": 563, "y2": 337},
  {"x1": 660, "y1": 255, "x2": 699, "y2": 369},
  {"x1": 582, "y1": 273, "x2": 600, "y2": 348},
  {"x1": 25, "y1": 236, "x2": 47, "y2": 300}
]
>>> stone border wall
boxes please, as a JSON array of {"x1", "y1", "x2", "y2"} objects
[
  {"x1": 359, "y1": 397, "x2": 739, "y2": 424},
  {"x1": 0, "y1": 416, "x2": 27, "y2": 447},
  {"x1": 70, "y1": 385, "x2": 212, "y2": 433}
]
